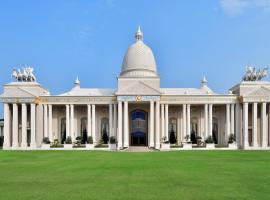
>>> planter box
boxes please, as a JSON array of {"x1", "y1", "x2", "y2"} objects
[
  {"x1": 109, "y1": 143, "x2": 117, "y2": 150},
  {"x1": 206, "y1": 143, "x2": 215, "y2": 149},
  {"x1": 183, "y1": 143, "x2": 192, "y2": 150},
  {"x1": 64, "y1": 144, "x2": 73, "y2": 150},
  {"x1": 228, "y1": 143, "x2": 237, "y2": 149},
  {"x1": 41, "y1": 144, "x2": 51, "y2": 150},
  {"x1": 161, "y1": 143, "x2": 170, "y2": 151},
  {"x1": 85, "y1": 144, "x2": 94, "y2": 150}
]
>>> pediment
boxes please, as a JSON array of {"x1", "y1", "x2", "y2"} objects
[
  {"x1": 1, "y1": 87, "x2": 37, "y2": 98},
  {"x1": 116, "y1": 81, "x2": 161, "y2": 95},
  {"x1": 244, "y1": 86, "x2": 270, "y2": 97}
]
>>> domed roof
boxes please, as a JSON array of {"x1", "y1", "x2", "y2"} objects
[{"x1": 120, "y1": 27, "x2": 158, "y2": 77}]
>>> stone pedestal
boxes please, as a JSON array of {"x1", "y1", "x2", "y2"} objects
[
  {"x1": 206, "y1": 143, "x2": 215, "y2": 149},
  {"x1": 161, "y1": 143, "x2": 170, "y2": 151},
  {"x1": 183, "y1": 143, "x2": 192, "y2": 150}
]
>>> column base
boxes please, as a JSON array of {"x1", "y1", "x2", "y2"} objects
[
  {"x1": 117, "y1": 143, "x2": 123, "y2": 150},
  {"x1": 3, "y1": 143, "x2": 11, "y2": 150},
  {"x1": 11, "y1": 143, "x2": 19, "y2": 150},
  {"x1": 155, "y1": 143, "x2": 161, "y2": 150},
  {"x1": 21, "y1": 143, "x2": 28, "y2": 149},
  {"x1": 149, "y1": 143, "x2": 155, "y2": 148},
  {"x1": 30, "y1": 143, "x2": 37, "y2": 149}
]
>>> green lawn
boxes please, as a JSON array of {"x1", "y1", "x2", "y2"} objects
[{"x1": 0, "y1": 151, "x2": 270, "y2": 200}]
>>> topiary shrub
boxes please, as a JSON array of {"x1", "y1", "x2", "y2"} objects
[
  {"x1": 87, "y1": 136, "x2": 93, "y2": 144},
  {"x1": 65, "y1": 136, "x2": 72, "y2": 144},
  {"x1": 228, "y1": 133, "x2": 235, "y2": 144},
  {"x1": 109, "y1": 136, "x2": 117, "y2": 144},
  {"x1": 43, "y1": 137, "x2": 50, "y2": 144},
  {"x1": 205, "y1": 135, "x2": 214, "y2": 144}
]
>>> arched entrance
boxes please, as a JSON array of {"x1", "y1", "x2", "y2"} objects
[{"x1": 131, "y1": 110, "x2": 148, "y2": 146}]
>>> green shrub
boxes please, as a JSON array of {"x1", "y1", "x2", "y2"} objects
[
  {"x1": 109, "y1": 136, "x2": 117, "y2": 144},
  {"x1": 205, "y1": 136, "x2": 214, "y2": 144},
  {"x1": 99, "y1": 138, "x2": 104, "y2": 145},
  {"x1": 161, "y1": 136, "x2": 169, "y2": 144},
  {"x1": 65, "y1": 136, "x2": 72, "y2": 144},
  {"x1": 43, "y1": 137, "x2": 50, "y2": 144},
  {"x1": 184, "y1": 135, "x2": 190, "y2": 142},
  {"x1": 228, "y1": 134, "x2": 235, "y2": 144},
  {"x1": 87, "y1": 136, "x2": 93, "y2": 144}
]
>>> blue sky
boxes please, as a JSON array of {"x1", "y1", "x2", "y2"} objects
[{"x1": 1, "y1": 0, "x2": 270, "y2": 117}]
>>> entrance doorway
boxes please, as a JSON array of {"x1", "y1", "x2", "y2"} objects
[{"x1": 131, "y1": 110, "x2": 148, "y2": 146}]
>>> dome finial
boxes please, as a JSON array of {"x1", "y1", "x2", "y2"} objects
[
  {"x1": 135, "y1": 25, "x2": 143, "y2": 41},
  {"x1": 201, "y1": 76, "x2": 208, "y2": 87}
]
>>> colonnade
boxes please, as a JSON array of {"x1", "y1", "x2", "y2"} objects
[
  {"x1": 3, "y1": 103, "x2": 36, "y2": 149},
  {"x1": 242, "y1": 102, "x2": 270, "y2": 149}
]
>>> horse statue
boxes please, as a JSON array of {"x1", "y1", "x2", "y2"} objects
[
  {"x1": 242, "y1": 66, "x2": 268, "y2": 81},
  {"x1": 11, "y1": 67, "x2": 36, "y2": 82}
]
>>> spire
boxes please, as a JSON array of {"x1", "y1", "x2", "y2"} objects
[
  {"x1": 74, "y1": 76, "x2": 80, "y2": 88},
  {"x1": 135, "y1": 25, "x2": 143, "y2": 42},
  {"x1": 201, "y1": 76, "x2": 208, "y2": 87}
]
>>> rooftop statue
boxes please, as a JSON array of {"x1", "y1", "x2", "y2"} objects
[
  {"x1": 242, "y1": 66, "x2": 268, "y2": 81},
  {"x1": 12, "y1": 67, "x2": 36, "y2": 82}
]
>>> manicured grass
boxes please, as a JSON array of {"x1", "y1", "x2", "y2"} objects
[{"x1": 0, "y1": 151, "x2": 270, "y2": 200}]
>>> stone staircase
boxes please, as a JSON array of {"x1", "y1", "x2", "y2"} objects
[{"x1": 121, "y1": 146, "x2": 156, "y2": 152}]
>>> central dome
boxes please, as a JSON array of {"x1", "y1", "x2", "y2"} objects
[{"x1": 120, "y1": 27, "x2": 158, "y2": 77}]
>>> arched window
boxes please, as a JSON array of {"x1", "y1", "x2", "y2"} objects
[
  {"x1": 191, "y1": 117, "x2": 198, "y2": 144},
  {"x1": 81, "y1": 117, "x2": 87, "y2": 144},
  {"x1": 169, "y1": 118, "x2": 177, "y2": 144},
  {"x1": 101, "y1": 118, "x2": 109, "y2": 144},
  {"x1": 213, "y1": 117, "x2": 218, "y2": 144},
  {"x1": 60, "y1": 118, "x2": 66, "y2": 144}
]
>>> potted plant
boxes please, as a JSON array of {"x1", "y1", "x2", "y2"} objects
[
  {"x1": 85, "y1": 136, "x2": 94, "y2": 149},
  {"x1": 205, "y1": 136, "x2": 215, "y2": 149},
  {"x1": 161, "y1": 136, "x2": 170, "y2": 150},
  {"x1": 183, "y1": 134, "x2": 192, "y2": 149},
  {"x1": 64, "y1": 136, "x2": 73, "y2": 149},
  {"x1": 51, "y1": 139, "x2": 63, "y2": 148},
  {"x1": 109, "y1": 136, "x2": 117, "y2": 150},
  {"x1": 41, "y1": 137, "x2": 51, "y2": 149},
  {"x1": 228, "y1": 133, "x2": 237, "y2": 149}
]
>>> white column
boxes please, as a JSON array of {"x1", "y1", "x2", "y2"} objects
[
  {"x1": 92, "y1": 104, "x2": 96, "y2": 144},
  {"x1": 204, "y1": 104, "x2": 208, "y2": 139},
  {"x1": 43, "y1": 104, "x2": 48, "y2": 138},
  {"x1": 48, "y1": 104, "x2": 53, "y2": 141},
  {"x1": 235, "y1": 103, "x2": 241, "y2": 147},
  {"x1": 155, "y1": 101, "x2": 160, "y2": 149},
  {"x1": 165, "y1": 104, "x2": 169, "y2": 140},
  {"x1": 30, "y1": 103, "x2": 36, "y2": 147},
  {"x1": 3, "y1": 103, "x2": 11, "y2": 148},
  {"x1": 113, "y1": 104, "x2": 117, "y2": 137},
  {"x1": 226, "y1": 104, "x2": 231, "y2": 143},
  {"x1": 187, "y1": 104, "x2": 191, "y2": 140},
  {"x1": 208, "y1": 104, "x2": 213, "y2": 138},
  {"x1": 117, "y1": 101, "x2": 123, "y2": 149},
  {"x1": 161, "y1": 104, "x2": 165, "y2": 139},
  {"x1": 149, "y1": 101, "x2": 154, "y2": 147},
  {"x1": 21, "y1": 103, "x2": 27, "y2": 148},
  {"x1": 70, "y1": 104, "x2": 74, "y2": 141},
  {"x1": 87, "y1": 104, "x2": 91, "y2": 137},
  {"x1": 0, "y1": 126, "x2": 2, "y2": 137},
  {"x1": 12, "y1": 103, "x2": 18, "y2": 148},
  {"x1": 109, "y1": 104, "x2": 113, "y2": 138},
  {"x1": 182, "y1": 104, "x2": 186, "y2": 140},
  {"x1": 66, "y1": 104, "x2": 70, "y2": 138},
  {"x1": 230, "y1": 104, "x2": 235, "y2": 136},
  {"x1": 252, "y1": 103, "x2": 258, "y2": 147},
  {"x1": 124, "y1": 101, "x2": 129, "y2": 147},
  {"x1": 243, "y1": 103, "x2": 249, "y2": 148},
  {"x1": 261, "y1": 102, "x2": 267, "y2": 148}
]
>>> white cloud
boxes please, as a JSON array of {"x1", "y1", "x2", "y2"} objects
[{"x1": 220, "y1": 0, "x2": 270, "y2": 17}]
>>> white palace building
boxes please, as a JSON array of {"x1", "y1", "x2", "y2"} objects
[{"x1": 1, "y1": 27, "x2": 270, "y2": 151}]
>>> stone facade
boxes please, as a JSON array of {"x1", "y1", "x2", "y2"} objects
[{"x1": 1, "y1": 27, "x2": 270, "y2": 150}]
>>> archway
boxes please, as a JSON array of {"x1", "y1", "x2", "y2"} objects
[
  {"x1": 191, "y1": 117, "x2": 198, "y2": 144},
  {"x1": 131, "y1": 110, "x2": 148, "y2": 146},
  {"x1": 213, "y1": 117, "x2": 218, "y2": 144}
]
